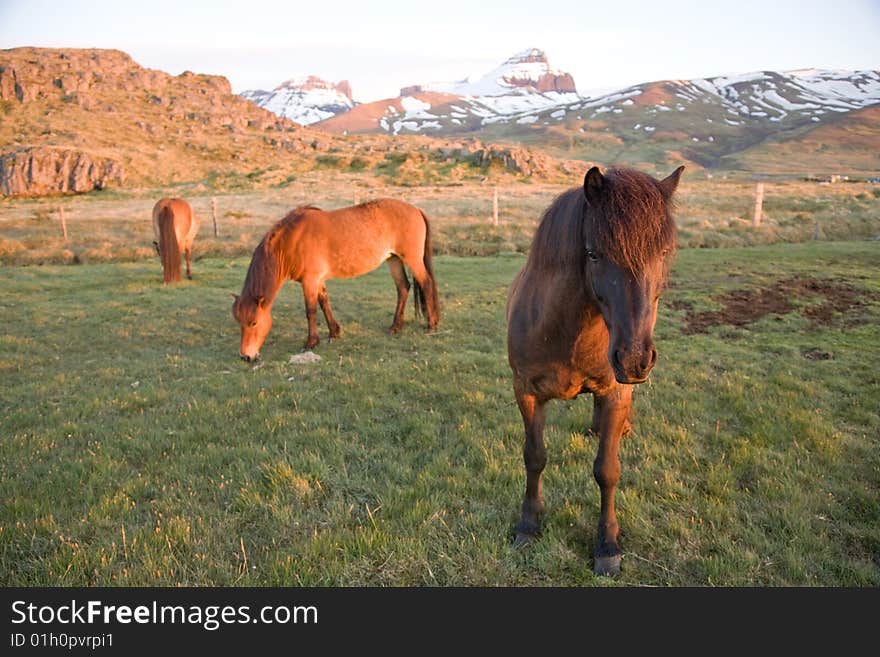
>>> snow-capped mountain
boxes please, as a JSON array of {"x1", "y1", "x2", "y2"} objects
[
  {"x1": 426, "y1": 47, "x2": 577, "y2": 96},
  {"x1": 239, "y1": 53, "x2": 879, "y2": 171},
  {"x1": 240, "y1": 76, "x2": 355, "y2": 125},
  {"x1": 398, "y1": 48, "x2": 580, "y2": 125},
  {"x1": 317, "y1": 67, "x2": 880, "y2": 138},
  {"x1": 243, "y1": 49, "x2": 580, "y2": 131}
]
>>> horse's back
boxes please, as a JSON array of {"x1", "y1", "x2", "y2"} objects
[
  {"x1": 290, "y1": 199, "x2": 427, "y2": 280},
  {"x1": 327, "y1": 198, "x2": 425, "y2": 234}
]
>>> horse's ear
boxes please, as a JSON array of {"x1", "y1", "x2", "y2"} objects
[
  {"x1": 256, "y1": 295, "x2": 266, "y2": 309},
  {"x1": 583, "y1": 166, "x2": 604, "y2": 203},
  {"x1": 230, "y1": 293, "x2": 239, "y2": 302},
  {"x1": 658, "y1": 165, "x2": 685, "y2": 199}
]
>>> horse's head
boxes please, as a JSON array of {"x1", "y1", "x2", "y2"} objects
[
  {"x1": 583, "y1": 165, "x2": 683, "y2": 384},
  {"x1": 231, "y1": 293, "x2": 272, "y2": 362}
]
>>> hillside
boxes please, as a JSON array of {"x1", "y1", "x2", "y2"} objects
[
  {"x1": 720, "y1": 104, "x2": 880, "y2": 175},
  {"x1": 306, "y1": 63, "x2": 880, "y2": 175},
  {"x1": 0, "y1": 48, "x2": 580, "y2": 197},
  {"x1": 473, "y1": 70, "x2": 880, "y2": 173}
]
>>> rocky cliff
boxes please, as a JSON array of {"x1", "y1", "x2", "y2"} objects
[
  {"x1": 0, "y1": 47, "x2": 340, "y2": 195},
  {"x1": 0, "y1": 147, "x2": 125, "y2": 196}
]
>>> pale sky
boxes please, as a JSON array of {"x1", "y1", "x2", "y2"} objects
[{"x1": 1, "y1": 0, "x2": 878, "y2": 101}]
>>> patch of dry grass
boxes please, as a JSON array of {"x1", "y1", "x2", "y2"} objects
[{"x1": 1, "y1": 176, "x2": 878, "y2": 266}]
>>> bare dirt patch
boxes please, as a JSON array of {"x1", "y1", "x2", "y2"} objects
[{"x1": 670, "y1": 275, "x2": 877, "y2": 334}]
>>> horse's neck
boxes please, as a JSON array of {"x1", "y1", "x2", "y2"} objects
[{"x1": 527, "y1": 266, "x2": 596, "y2": 335}]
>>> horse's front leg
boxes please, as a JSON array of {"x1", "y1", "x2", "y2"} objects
[
  {"x1": 587, "y1": 394, "x2": 632, "y2": 437},
  {"x1": 592, "y1": 384, "x2": 633, "y2": 576},
  {"x1": 301, "y1": 280, "x2": 321, "y2": 350},
  {"x1": 318, "y1": 284, "x2": 342, "y2": 341},
  {"x1": 514, "y1": 389, "x2": 547, "y2": 546}
]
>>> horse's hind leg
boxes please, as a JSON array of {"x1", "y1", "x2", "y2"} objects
[
  {"x1": 514, "y1": 388, "x2": 547, "y2": 546},
  {"x1": 184, "y1": 245, "x2": 193, "y2": 280},
  {"x1": 591, "y1": 385, "x2": 633, "y2": 576},
  {"x1": 318, "y1": 284, "x2": 341, "y2": 341},
  {"x1": 386, "y1": 255, "x2": 410, "y2": 334},
  {"x1": 406, "y1": 259, "x2": 439, "y2": 330}
]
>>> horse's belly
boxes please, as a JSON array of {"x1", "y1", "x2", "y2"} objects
[{"x1": 327, "y1": 247, "x2": 391, "y2": 279}]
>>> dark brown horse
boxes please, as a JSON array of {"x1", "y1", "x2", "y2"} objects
[
  {"x1": 232, "y1": 199, "x2": 440, "y2": 360},
  {"x1": 506, "y1": 165, "x2": 684, "y2": 576},
  {"x1": 152, "y1": 198, "x2": 199, "y2": 284}
]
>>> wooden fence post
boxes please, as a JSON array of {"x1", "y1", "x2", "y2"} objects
[
  {"x1": 753, "y1": 182, "x2": 764, "y2": 228},
  {"x1": 211, "y1": 197, "x2": 219, "y2": 237},
  {"x1": 59, "y1": 206, "x2": 68, "y2": 241},
  {"x1": 492, "y1": 187, "x2": 499, "y2": 226}
]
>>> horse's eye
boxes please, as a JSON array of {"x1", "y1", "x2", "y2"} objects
[
  {"x1": 249, "y1": 321, "x2": 257, "y2": 328},
  {"x1": 586, "y1": 249, "x2": 599, "y2": 262}
]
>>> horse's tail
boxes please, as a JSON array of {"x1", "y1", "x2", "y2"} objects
[
  {"x1": 158, "y1": 205, "x2": 181, "y2": 284},
  {"x1": 414, "y1": 210, "x2": 440, "y2": 327}
]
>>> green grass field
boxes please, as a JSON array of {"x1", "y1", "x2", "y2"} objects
[{"x1": 1, "y1": 241, "x2": 878, "y2": 585}]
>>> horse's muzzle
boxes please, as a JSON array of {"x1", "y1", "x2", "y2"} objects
[
  {"x1": 612, "y1": 344, "x2": 657, "y2": 384},
  {"x1": 240, "y1": 353, "x2": 259, "y2": 363}
]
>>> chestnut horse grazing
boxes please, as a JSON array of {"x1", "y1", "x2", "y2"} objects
[
  {"x1": 152, "y1": 198, "x2": 199, "y2": 284},
  {"x1": 232, "y1": 199, "x2": 440, "y2": 361},
  {"x1": 507, "y1": 165, "x2": 684, "y2": 576}
]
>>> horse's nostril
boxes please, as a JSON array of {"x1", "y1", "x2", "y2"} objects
[{"x1": 649, "y1": 348, "x2": 658, "y2": 368}]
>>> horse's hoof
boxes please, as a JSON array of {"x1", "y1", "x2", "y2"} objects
[
  {"x1": 388, "y1": 325, "x2": 402, "y2": 335},
  {"x1": 594, "y1": 554, "x2": 622, "y2": 577},
  {"x1": 513, "y1": 532, "x2": 536, "y2": 549}
]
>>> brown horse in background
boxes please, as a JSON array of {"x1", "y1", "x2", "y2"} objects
[
  {"x1": 152, "y1": 198, "x2": 199, "y2": 284},
  {"x1": 506, "y1": 165, "x2": 684, "y2": 576},
  {"x1": 232, "y1": 199, "x2": 440, "y2": 361}
]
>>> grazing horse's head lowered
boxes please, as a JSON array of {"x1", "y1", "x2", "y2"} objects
[
  {"x1": 232, "y1": 292, "x2": 272, "y2": 362},
  {"x1": 582, "y1": 166, "x2": 682, "y2": 383}
]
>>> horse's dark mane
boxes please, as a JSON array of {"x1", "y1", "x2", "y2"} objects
[
  {"x1": 527, "y1": 168, "x2": 677, "y2": 275},
  {"x1": 242, "y1": 205, "x2": 321, "y2": 299}
]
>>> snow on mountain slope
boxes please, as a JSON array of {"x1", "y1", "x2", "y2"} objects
[
  {"x1": 241, "y1": 76, "x2": 355, "y2": 125},
  {"x1": 364, "y1": 68, "x2": 880, "y2": 136},
  {"x1": 241, "y1": 52, "x2": 880, "y2": 143},
  {"x1": 427, "y1": 48, "x2": 577, "y2": 96},
  {"x1": 676, "y1": 69, "x2": 880, "y2": 121}
]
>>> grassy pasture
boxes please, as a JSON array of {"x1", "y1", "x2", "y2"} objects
[{"x1": 1, "y1": 241, "x2": 878, "y2": 586}]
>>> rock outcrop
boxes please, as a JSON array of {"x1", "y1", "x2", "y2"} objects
[
  {"x1": 499, "y1": 49, "x2": 577, "y2": 93},
  {"x1": 0, "y1": 147, "x2": 126, "y2": 197},
  {"x1": 470, "y1": 144, "x2": 553, "y2": 177}
]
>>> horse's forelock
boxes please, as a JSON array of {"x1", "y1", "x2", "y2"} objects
[{"x1": 588, "y1": 168, "x2": 677, "y2": 274}]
